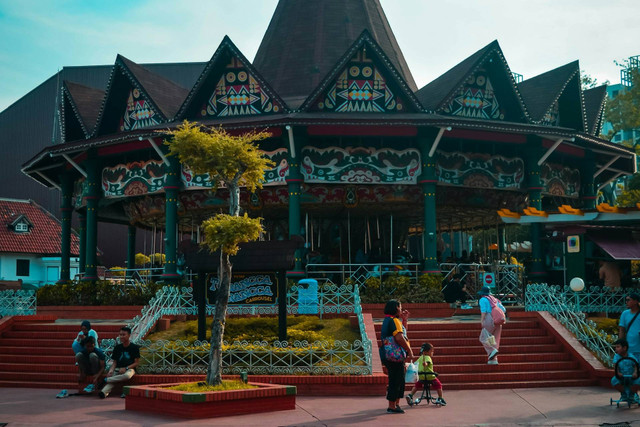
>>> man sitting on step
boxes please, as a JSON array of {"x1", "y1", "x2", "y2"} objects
[
  {"x1": 99, "y1": 326, "x2": 140, "y2": 399},
  {"x1": 76, "y1": 336, "x2": 105, "y2": 394}
]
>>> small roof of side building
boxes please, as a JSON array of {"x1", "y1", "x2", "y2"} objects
[
  {"x1": 0, "y1": 198, "x2": 80, "y2": 256},
  {"x1": 61, "y1": 81, "x2": 105, "y2": 141},
  {"x1": 582, "y1": 84, "x2": 608, "y2": 136}
]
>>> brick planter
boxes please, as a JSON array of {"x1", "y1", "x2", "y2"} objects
[{"x1": 125, "y1": 382, "x2": 296, "y2": 419}]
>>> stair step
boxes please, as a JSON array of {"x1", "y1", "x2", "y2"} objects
[
  {"x1": 430, "y1": 352, "x2": 571, "y2": 364},
  {"x1": 0, "y1": 346, "x2": 77, "y2": 356},
  {"x1": 0, "y1": 362, "x2": 79, "y2": 373},
  {"x1": 0, "y1": 371, "x2": 79, "y2": 382},
  {"x1": 408, "y1": 344, "x2": 564, "y2": 355},
  {"x1": 374, "y1": 320, "x2": 540, "y2": 331},
  {"x1": 2, "y1": 331, "x2": 90, "y2": 339},
  {"x1": 437, "y1": 370, "x2": 589, "y2": 383},
  {"x1": 406, "y1": 329, "x2": 547, "y2": 339},
  {"x1": 10, "y1": 324, "x2": 125, "y2": 333},
  {"x1": 433, "y1": 361, "x2": 579, "y2": 373},
  {"x1": 409, "y1": 378, "x2": 598, "y2": 391},
  {"x1": 379, "y1": 336, "x2": 556, "y2": 348},
  {"x1": 0, "y1": 338, "x2": 120, "y2": 347},
  {"x1": 0, "y1": 380, "x2": 79, "y2": 390},
  {"x1": 0, "y1": 355, "x2": 76, "y2": 364}
]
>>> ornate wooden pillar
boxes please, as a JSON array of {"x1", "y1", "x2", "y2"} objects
[
  {"x1": 58, "y1": 174, "x2": 73, "y2": 282},
  {"x1": 127, "y1": 225, "x2": 137, "y2": 279},
  {"x1": 525, "y1": 136, "x2": 545, "y2": 280},
  {"x1": 418, "y1": 128, "x2": 440, "y2": 274},
  {"x1": 78, "y1": 212, "x2": 86, "y2": 275},
  {"x1": 83, "y1": 155, "x2": 100, "y2": 281},
  {"x1": 286, "y1": 126, "x2": 305, "y2": 278},
  {"x1": 162, "y1": 158, "x2": 181, "y2": 283},
  {"x1": 581, "y1": 151, "x2": 597, "y2": 209}
]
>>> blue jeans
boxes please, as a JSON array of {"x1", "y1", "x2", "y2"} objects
[{"x1": 72, "y1": 340, "x2": 83, "y2": 355}]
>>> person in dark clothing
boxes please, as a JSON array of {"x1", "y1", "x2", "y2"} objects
[
  {"x1": 99, "y1": 326, "x2": 140, "y2": 399},
  {"x1": 442, "y1": 273, "x2": 472, "y2": 309},
  {"x1": 76, "y1": 336, "x2": 105, "y2": 393},
  {"x1": 380, "y1": 299, "x2": 413, "y2": 414}
]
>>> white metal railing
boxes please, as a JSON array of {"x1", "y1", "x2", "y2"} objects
[
  {"x1": 0, "y1": 290, "x2": 36, "y2": 316},
  {"x1": 306, "y1": 263, "x2": 420, "y2": 287},
  {"x1": 525, "y1": 283, "x2": 616, "y2": 367}
]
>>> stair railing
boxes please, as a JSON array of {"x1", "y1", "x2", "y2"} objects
[
  {"x1": 525, "y1": 283, "x2": 616, "y2": 367},
  {"x1": 0, "y1": 289, "x2": 36, "y2": 316}
]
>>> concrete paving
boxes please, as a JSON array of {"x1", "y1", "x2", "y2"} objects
[{"x1": 2, "y1": 386, "x2": 640, "y2": 426}]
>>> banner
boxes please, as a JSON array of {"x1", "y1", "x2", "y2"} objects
[{"x1": 207, "y1": 272, "x2": 278, "y2": 305}]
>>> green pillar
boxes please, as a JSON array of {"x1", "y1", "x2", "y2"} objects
[
  {"x1": 78, "y1": 212, "x2": 86, "y2": 275},
  {"x1": 526, "y1": 136, "x2": 545, "y2": 280},
  {"x1": 83, "y1": 156, "x2": 100, "y2": 281},
  {"x1": 58, "y1": 174, "x2": 73, "y2": 283},
  {"x1": 581, "y1": 151, "x2": 597, "y2": 209},
  {"x1": 286, "y1": 127, "x2": 305, "y2": 278},
  {"x1": 127, "y1": 225, "x2": 136, "y2": 279},
  {"x1": 418, "y1": 129, "x2": 440, "y2": 274},
  {"x1": 162, "y1": 158, "x2": 181, "y2": 283}
]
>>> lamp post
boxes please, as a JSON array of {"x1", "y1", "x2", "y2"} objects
[{"x1": 569, "y1": 277, "x2": 585, "y2": 312}]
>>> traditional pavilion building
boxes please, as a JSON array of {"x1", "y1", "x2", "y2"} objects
[{"x1": 21, "y1": 0, "x2": 636, "y2": 283}]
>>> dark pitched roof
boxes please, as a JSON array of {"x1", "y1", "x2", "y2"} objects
[
  {"x1": 176, "y1": 36, "x2": 289, "y2": 120},
  {"x1": 0, "y1": 198, "x2": 79, "y2": 256},
  {"x1": 61, "y1": 81, "x2": 105, "y2": 140},
  {"x1": 415, "y1": 40, "x2": 528, "y2": 121},
  {"x1": 117, "y1": 55, "x2": 190, "y2": 119},
  {"x1": 518, "y1": 61, "x2": 582, "y2": 122},
  {"x1": 583, "y1": 84, "x2": 608, "y2": 136},
  {"x1": 299, "y1": 29, "x2": 423, "y2": 113},
  {"x1": 252, "y1": 0, "x2": 417, "y2": 107}
]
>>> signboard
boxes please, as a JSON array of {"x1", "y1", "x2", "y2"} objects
[
  {"x1": 482, "y1": 272, "x2": 495, "y2": 288},
  {"x1": 567, "y1": 235, "x2": 580, "y2": 253},
  {"x1": 207, "y1": 272, "x2": 278, "y2": 305}
]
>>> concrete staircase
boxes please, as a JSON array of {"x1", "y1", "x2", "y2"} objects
[
  {"x1": 0, "y1": 318, "x2": 125, "y2": 390},
  {"x1": 375, "y1": 313, "x2": 598, "y2": 390}
]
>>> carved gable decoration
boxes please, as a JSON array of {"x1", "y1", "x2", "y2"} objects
[
  {"x1": 541, "y1": 101, "x2": 559, "y2": 127},
  {"x1": 119, "y1": 88, "x2": 160, "y2": 131},
  {"x1": 301, "y1": 146, "x2": 421, "y2": 184},
  {"x1": 199, "y1": 57, "x2": 282, "y2": 117},
  {"x1": 312, "y1": 48, "x2": 407, "y2": 113},
  {"x1": 437, "y1": 152, "x2": 524, "y2": 189},
  {"x1": 443, "y1": 67, "x2": 506, "y2": 120},
  {"x1": 541, "y1": 163, "x2": 580, "y2": 197},
  {"x1": 102, "y1": 160, "x2": 166, "y2": 198}
]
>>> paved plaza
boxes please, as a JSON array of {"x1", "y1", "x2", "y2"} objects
[{"x1": 1, "y1": 386, "x2": 640, "y2": 426}]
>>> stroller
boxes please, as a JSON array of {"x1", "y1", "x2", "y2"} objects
[
  {"x1": 610, "y1": 356, "x2": 640, "y2": 408},
  {"x1": 407, "y1": 371, "x2": 441, "y2": 406}
]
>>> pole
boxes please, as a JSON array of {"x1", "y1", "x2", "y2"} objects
[
  {"x1": 278, "y1": 270, "x2": 287, "y2": 341},
  {"x1": 197, "y1": 272, "x2": 206, "y2": 342}
]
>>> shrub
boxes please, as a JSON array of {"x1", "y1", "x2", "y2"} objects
[
  {"x1": 36, "y1": 280, "x2": 170, "y2": 306},
  {"x1": 358, "y1": 273, "x2": 444, "y2": 304}
]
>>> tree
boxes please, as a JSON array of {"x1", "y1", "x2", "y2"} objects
[
  {"x1": 616, "y1": 172, "x2": 640, "y2": 207},
  {"x1": 604, "y1": 68, "x2": 640, "y2": 150},
  {"x1": 581, "y1": 72, "x2": 607, "y2": 90},
  {"x1": 166, "y1": 121, "x2": 274, "y2": 385}
]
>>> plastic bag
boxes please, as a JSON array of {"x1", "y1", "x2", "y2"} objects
[
  {"x1": 405, "y1": 362, "x2": 418, "y2": 383},
  {"x1": 479, "y1": 328, "x2": 496, "y2": 346}
]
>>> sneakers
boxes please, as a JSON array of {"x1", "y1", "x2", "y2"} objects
[
  {"x1": 120, "y1": 393, "x2": 126, "y2": 398},
  {"x1": 83, "y1": 383, "x2": 95, "y2": 393},
  {"x1": 460, "y1": 304, "x2": 473, "y2": 310},
  {"x1": 98, "y1": 391, "x2": 107, "y2": 399},
  {"x1": 487, "y1": 360, "x2": 499, "y2": 365},
  {"x1": 405, "y1": 394, "x2": 414, "y2": 406},
  {"x1": 436, "y1": 397, "x2": 447, "y2": 406},
  {"x1": 488, "y1": 349, "x2": 499, "y2": 360},
  {"x1": 56, "y1": 389, "x2": 68, "y2": 398},
  {"x1": 387, "y1": 407, "x2": 405, "y2": 413}
]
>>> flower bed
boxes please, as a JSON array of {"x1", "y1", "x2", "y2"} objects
[{"x1": 124, "y1": 381, "x2": 296, "y2": 419}]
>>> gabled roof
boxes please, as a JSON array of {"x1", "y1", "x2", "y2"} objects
[
  {"x1": 252, "y1": 0, "x2": 417, "y2": 108},
  {"x1": 176, "y1": 36, "x2": 289, "y2": 120},
  {"x1": 92, "y1": 55, "x2": 189, "y2": 136},
  {"x1": 415, "y1": 40, "x2": 529, "y2": 122},
  {"x1": 518, "y1": 61, "x2": 587, "y2": 130},
  {"x1": 60, "y1": 81, "x2": 105, "y2": 142},
  {"x1": 299, "y1": 29, "x2": 423, "y2": 113},
  {"x1": 583, "y1": 84, "x2": 608, "y2": 136},
  {"x1": 0, "y1": 198, "x2": 80, "y2": 256}
]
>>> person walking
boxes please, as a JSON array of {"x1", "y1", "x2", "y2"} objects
[
  {"x1": 379, "y1": 299, "x2": 413, "y2": 414},
  {"x1": 619, "y1": 293, "x2": 640, "y2": 360},
  {"x1": 478, "y1": 286, "x2": 506, "y2": 365}
]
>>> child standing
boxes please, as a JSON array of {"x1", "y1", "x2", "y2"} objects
[
  {"x1": 611, "y1": 338, "x2": 640, "y2": 401},
  {"x1": 406, "y1": 342, "x2": 446, "y2": 406}
]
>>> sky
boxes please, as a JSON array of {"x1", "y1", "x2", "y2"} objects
[{"x1": 1, "y1": 0, "x2": 639, "y2": 112}]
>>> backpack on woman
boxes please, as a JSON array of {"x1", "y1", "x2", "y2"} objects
[{"x1": 483, "y1": 295, "x2": 506, "y2": 325}]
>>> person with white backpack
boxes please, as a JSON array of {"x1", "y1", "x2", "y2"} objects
[{"x1": 478, "y1": 286, "x2": 506, "y2": 365}]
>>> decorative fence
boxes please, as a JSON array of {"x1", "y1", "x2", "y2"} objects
[
  {"x1": 441, "y1": 262, "x2": 525, "y2": 303},
  {"x1": 0, "y1": 290, "x2": 36, "y2": 316},
  {"x1": 101, "y1": 282, "x2": 373, "y2": 375},
  {"x1": 525, "y1": 283, "x2": 616, "y2": 367},
  {"x1": 306, "y1": 263, "x2": 421, "y2": 287}
]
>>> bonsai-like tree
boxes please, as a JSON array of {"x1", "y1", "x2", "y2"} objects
[{"x1": 166, "y1": 121, "x2": 273, "y2": 385}]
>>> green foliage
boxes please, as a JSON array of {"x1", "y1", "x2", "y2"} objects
[
  {"x1": 605, "y1": 68, "x2": 640, "y2": 143},
  {"x1": 150, "y1": 253, "x2": 166, "y2": 266},
  {"x1": 588, "y1": 317, "x2": 620, "y2": 335},
  {"x1": 36, "y1": 281, "x2": 167, "y2": 306},
  {"x1": 201, "y1": 213, "x2": 263, "y2": 255},
  {"x1": 166, "y1": 381, "x2": 257, "y2": 392},
  {"x1": 109, "y1": 267, "x2": 126, "y2": 277},
  {"x1": 135, "y1": 253, "x2": 150, "y2": 266},
  {"x1": 616, "y1": 189, "x2": 640, "y2": 207},
  {"x1": 358, "y1": 273, "x2": 444, "y2": 303}
]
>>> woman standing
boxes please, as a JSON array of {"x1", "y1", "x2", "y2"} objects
[
  {"x1": 478, "y1": 286, "x2": 506, "y2": 365},
  {"x1": 380, "y1": 299, "x2": 413, "y2": 413}
]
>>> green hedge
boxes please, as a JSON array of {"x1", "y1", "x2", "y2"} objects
[
  {"x1": 36, "y1": 280, "x2": 170, "y2": 306},
  {"x1": 357, "y1": 274, "x2": 444, "y2": 304}
]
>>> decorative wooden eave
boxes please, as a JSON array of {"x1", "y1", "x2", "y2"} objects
[
  {"x1": 558, "y1": 205, "x2": 584, "y2": 216},
  {"x1": 298, "y1": 29, "x2": 425, "y2": 113},
  {"x1": 175, "y1": 35, "x2": 290, "y2": 120},
  {"x1": 60, "y1": 81, "x2": 105, "y2": 142},
  {"x1": 583, "y1": 85, "x2": 609, "y2": 136},
  {"x1": 497, "y1": 208, "x2": 521, "y2": 219},
  {"x1": 523, "y1": 207, "x2": 548, "y2": 217},
  {"x1": 416, "y1": 40, "x2": 531, "y2": 122}
]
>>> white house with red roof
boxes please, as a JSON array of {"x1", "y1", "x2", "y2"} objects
[{"x1": 0, "y1": 198, "x2": 80, "y2": 288}]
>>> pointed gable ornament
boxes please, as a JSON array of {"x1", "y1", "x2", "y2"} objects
[
  {"x1": 301, "y1": 30, "x2": 423, "y2": 113},
  {"x1": 176, "y1": 36, "x2": 288, "y2": 120}
]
